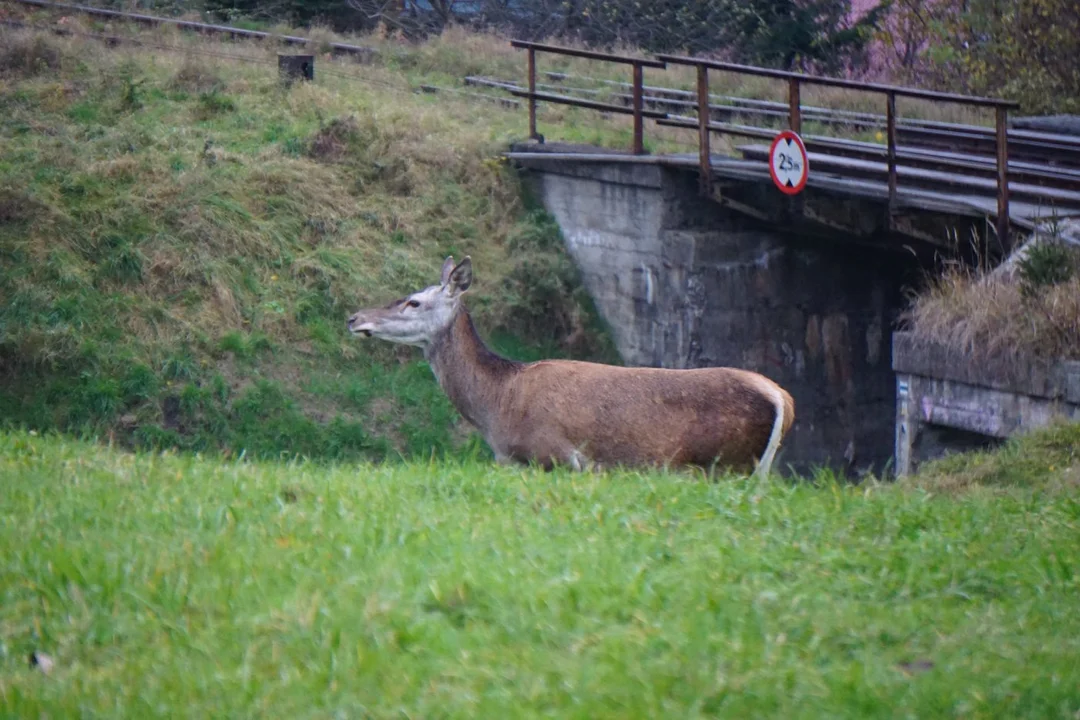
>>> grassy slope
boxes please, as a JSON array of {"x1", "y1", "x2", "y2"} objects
[
  {"x1": 1, "y1": 424, "x2": 1079, "y2": 718},
  {"x1": 0, "y1": 13, "x2": 1004, "y2": 467},
  {"x1": 0, "y1": 21, "x2": 620, "y2": 463}
]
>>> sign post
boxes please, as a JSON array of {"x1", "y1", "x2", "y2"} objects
[{"x1": 769, "y1": 130, "x2": 809, "y2": 195}]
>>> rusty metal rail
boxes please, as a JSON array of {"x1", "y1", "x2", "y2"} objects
[
  {"x1": 654, "y1": 54, "x2": 1020, "y2": 245},
  {"x1": 476, "y1": 71, "x2": 1080, "y2": 168},
  {"x1": 510, "y1": 40, "x2": 665, "y2": 155},
  {"x1": 509, "y1": 40, "x2": 1027, "y2": 247}
]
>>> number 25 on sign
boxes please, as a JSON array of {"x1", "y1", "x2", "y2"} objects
[{"x1": 769, "y1": 130, "x2": 809, "y2": 196}]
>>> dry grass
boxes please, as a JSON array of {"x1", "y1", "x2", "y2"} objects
[
  {"x1": 307, "y1": 114, "x2": 362, "y2": 162},
  {"x1": 170, "y1": 55, "x2": 226, "y2": 93},
  {"x1": 900, "y1": 233, "x2": 1080, "y2": 365}
]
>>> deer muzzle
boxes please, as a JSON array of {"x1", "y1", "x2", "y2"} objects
[{"x1": 347, "y1": 313, "x2": 375, "y2": 338}]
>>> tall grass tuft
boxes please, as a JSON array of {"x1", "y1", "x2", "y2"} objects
[{"x1": 900, "y1": 225, "x2": 1080, "y2": 365}]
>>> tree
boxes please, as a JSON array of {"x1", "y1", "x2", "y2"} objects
[
  {"x1": 202, "y1": 0, "x2": 889, "y2": 74},
  {"x1": 728, "y1": 0, "x2": 891, "y2": 72},
  {"x1": 928, "y1": 0, "x2": 1080, "y2": 112}
]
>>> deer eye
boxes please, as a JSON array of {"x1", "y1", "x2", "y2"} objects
[{"x1": 406, "y1": 299, "x2": 420, "y2": 308}]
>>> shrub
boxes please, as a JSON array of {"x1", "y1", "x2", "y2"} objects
[
  {"x1": 926, "y1": 0, "x2": 1080, "y2": 113},
  {"x1": 1017, "y1": 238, "x2": 1077, "y2": 298},
  {"x1": 901, "y1": 230, "x2": 1080, "y2": 364},
  {"x1": 307, "y1": 115, "x2": 363, "y2": 163}
]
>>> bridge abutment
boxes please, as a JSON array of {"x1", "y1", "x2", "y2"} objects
[{"x1": 521, "y1": 157, "x2": 921, "y2": 475}]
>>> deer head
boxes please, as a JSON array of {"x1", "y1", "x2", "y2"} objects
[{"x1": 347, "y1": 255, "x2": 473, "y2": 348}]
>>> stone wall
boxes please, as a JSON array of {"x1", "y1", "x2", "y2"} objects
[
  {"x1": 893, "y1": 332, "x2": 1080, "y2": 475},
  {"x1": 520, "y1": 158, "x2": 920, "y2": 475}
]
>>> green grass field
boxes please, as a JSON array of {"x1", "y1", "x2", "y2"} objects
[
  {"x1": 3, "y1": 12, "x2": 1078, "y2": 718},
  {"x1": 2, "y1": 424, "x2": 1079, "y2": 718}
]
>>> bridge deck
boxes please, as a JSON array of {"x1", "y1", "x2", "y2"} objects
[{"x1": 505, "y1": 144, "x2": 1080, "y2": 231}]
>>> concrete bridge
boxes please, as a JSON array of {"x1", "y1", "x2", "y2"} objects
[{"x1": 502, "y1": 43, "x2": 1080, "y2": 475}]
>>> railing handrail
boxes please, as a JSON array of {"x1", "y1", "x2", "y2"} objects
[
  {"x1": 512, "y1": 40, "x2": 1017, "y2": 249},
  {"x1": 510, "y1": 40, "x2": 667, "y2": 69},
  {"x1": 654, "y1": 54, "x2": 1020, "y2": 110},
  {"x1": 513, "y1": 40, "x2": 664, "y2": 154}
]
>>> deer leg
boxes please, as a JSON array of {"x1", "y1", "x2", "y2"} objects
[{"x1": 565, "y1": 448, "x2": 596, "y2": 472}]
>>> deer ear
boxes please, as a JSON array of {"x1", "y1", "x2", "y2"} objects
[
  {"x1": 440, "y1": 256, "x2": 455, "y2": 286},
  {"x1": 448, "y1": 256, "x2": 472, "y2": 294}
]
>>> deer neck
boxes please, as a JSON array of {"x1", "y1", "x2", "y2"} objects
[{"x1": 423, "y1": 307, "x2": 522, "y2": 432}]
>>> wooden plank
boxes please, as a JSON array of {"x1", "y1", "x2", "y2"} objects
[
  {"x1": 657, "y1": 115, "x2": 777, "y2": 141},
  {"x1": 737, "y1": 138, "x2": 1080, "y2": 192},
  {"x1": 897, "y1": 126, "x2": 1080, "y2": 163},
  {"x1": 503, "y1": 150, "x2": 1056, "y2": 226},
  {"x1": 737, "y1": 146, "x2": 1080, "y2": 208},
  {"x1": 418, "y1": 85, "x2": 520, "y2": 108},
  {"x1": 471, "y1": 75, "x2": 1080, "y2": 165},
  {"x1": 793, "y1": 138, "x2": 1080, "y2": 183},
  {"x1": 507, "y1": 90, "x2": 669, "y2": 118},
  {"x1": 665, "y1": 115, "x2": 1080, "y2": 199},
  {"x1": 507, "y1": 72, "x2": 1080, "y2": 151}
]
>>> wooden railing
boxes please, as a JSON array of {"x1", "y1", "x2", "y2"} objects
[
  {"x1": 510, "y1": 41, "x2": 1023, "y2": 246},
  {"x1": 655, "y1": 55, "x2": 1020, "y2": 244},
  {"x1": 509, "y1": 41, "x2": 666, "y2": 155}
]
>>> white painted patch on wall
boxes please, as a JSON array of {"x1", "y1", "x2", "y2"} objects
[{"x1": 566, "y1": 229, "x2": 625, "y2": 251}]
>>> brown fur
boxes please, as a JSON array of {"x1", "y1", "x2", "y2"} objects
[{"x1": 426, "y1": 308, "x2": 795, "y2": 473}]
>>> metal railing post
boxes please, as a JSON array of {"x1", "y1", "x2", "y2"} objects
[
  {"x1": 996, "y1": 106, "x2": 1010, "y2": 250},
  {"x1": 632, "y1": 61, "x2": 644, "y2": 155},
  {"x1": 527, "y1": 47, "x2": 538, "y2": 140},
  {"x1": 788, "y1": 77, "x2": 801, "y2": 134},
  {"x1": 887, "y1": 91, "x2": 897, "y2": 218},
  {"x1": 697, "y1": 64, "x2": 712, "y2": 195}
]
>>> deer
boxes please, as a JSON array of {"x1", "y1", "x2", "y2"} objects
[{"x1": 347, "y1": 256, "x2": 795, "y2": 477}]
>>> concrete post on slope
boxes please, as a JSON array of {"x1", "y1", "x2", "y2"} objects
[{"x1": 279, "y1": 54, "x2": 314, "y2": 85}]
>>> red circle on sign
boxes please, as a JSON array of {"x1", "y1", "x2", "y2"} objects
[{"x1": 768, "y1": 130, "x2": 809, "y2": 196}]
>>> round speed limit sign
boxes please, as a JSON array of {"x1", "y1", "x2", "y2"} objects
[{"x1": 769, "y1": 130, "x2": 809, "y2": 195}]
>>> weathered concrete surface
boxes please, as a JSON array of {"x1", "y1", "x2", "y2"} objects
[
  {"x1": 519, "y1": 157, "x2": 921, "y2": 475},
  {"x1": 893, "y1": 331, "x2": 1080, "y2": 475}
]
